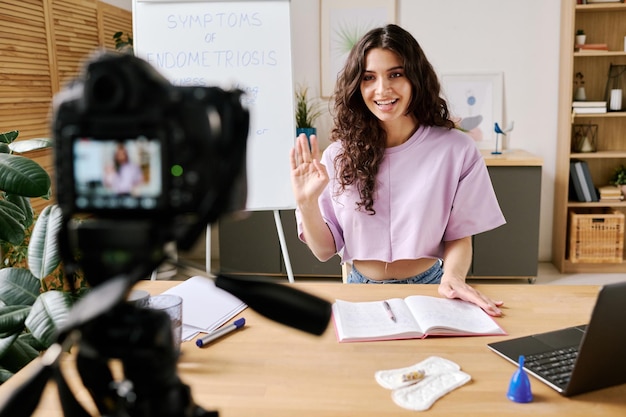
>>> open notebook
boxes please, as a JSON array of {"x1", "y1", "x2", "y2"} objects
[{"x1": 163, "y1": 276, "x2": 247, "y2": 341}]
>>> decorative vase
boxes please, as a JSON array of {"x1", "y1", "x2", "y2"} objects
[
  {"x1": 575, "y1": 34, "x2": 586, "y2": 46},
  {"x1": 574, "y1": 87, "x2": 586, "y2": 101}
]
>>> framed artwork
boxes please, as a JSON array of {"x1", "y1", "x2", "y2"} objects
[
  {"x1": 440, "y1": 72, "x2": 504, "y2": 150},
  {"x1": 320, "y1": 0, "x2": 396, "y2": 98}
]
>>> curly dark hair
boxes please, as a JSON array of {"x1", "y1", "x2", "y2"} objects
[{"x1": 330, "y1": 24, "x2": 454, "y2": 214}]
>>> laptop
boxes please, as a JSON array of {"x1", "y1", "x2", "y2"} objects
[{"x1": 487, "y1": 281, "x2": 626, "y2": 396}]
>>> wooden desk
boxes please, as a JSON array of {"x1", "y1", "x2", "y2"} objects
[{"x1": 2, "y1": 282, "x2": 625, "y2": 416}]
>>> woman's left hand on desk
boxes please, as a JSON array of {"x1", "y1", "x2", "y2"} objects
[{"x1": 438, "y1": 276, "x2": 504, "y2": 317}]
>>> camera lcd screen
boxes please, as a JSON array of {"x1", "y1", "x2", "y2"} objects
[{"x1": 72, "y1": 137, "x2": 162, "y2": 210}]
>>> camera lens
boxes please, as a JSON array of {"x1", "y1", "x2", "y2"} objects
[
  {"x1": 91, "y1": 74, "x2": 124, "y2": 109},
  {"x1": 84, "y1": 55, "x2": 147, "y2": 113}
]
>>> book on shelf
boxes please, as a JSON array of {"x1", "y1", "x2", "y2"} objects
[
  {"x1": 572, "y1": 107, "x2": 607, "y2": 114},
  {"x1": 572, "y1": 101, "x2": 607, "y2": 108},
  {"x1": 575, "y1": 43, "x2": 609, "y2": 52},
  {"x1": 598, "y1": 185, "x2": 622, "y2": 196},
  {"x1": 570, "y1": 159, "x2": 599, "y2": 202},
  {"x1": 598, "y1": 185, "x2": 624, "y2": 201},
  {"x1": 331, "y1": 296, "x2": 506, "y2": 343},
  {"x1": 570, "y1": 165, "x2": 586, "y2": 202}
]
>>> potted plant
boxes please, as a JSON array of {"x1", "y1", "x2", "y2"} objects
[
  {"x1": 575, "y1": 29, "x2": 586, "y2": 46},
  {"x1": 610, "y1": 164, "x2": 626, "y2": 196},
  {"x1": 0, "y1": 130, "x2": 83, "y2": 384},
  {"x1": 295, "y1": 84, "x2": 322, "y2": 139},
  {"x1": 113, "y1": 31, "x2": 133, "y2": 54}
]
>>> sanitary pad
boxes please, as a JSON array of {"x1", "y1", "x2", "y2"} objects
[{"x1": 375, "y1": 356, "x2": 471, "y2": 411}]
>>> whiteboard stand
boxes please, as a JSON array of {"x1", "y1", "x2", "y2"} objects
[
  {"x1": 205, "y1": 224, "x2": 213, "y2": 276},
  {"x1": 274, "y1": 210, "x2": 295, "y2": 283},
  {"x1": 205, "y1": 213, "x2": 294, "y2": 283}
]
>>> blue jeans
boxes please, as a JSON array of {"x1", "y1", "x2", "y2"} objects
[{"x1": 347, "y1": 259, "x2": 443, "y2": 284}]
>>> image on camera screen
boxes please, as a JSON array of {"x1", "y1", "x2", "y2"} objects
[{"x1": 73, "y1": 137, "x2": 162, "y2": 210}]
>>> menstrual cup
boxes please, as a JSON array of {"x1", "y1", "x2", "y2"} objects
[{"x1": 507, "y1": 355, "x2": 533, "y2": 403}]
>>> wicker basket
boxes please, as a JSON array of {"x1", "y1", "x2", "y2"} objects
[{"x1": 569, "y1": 211, "x2": 625, "y2": 263}]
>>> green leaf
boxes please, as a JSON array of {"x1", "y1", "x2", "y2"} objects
[
  {"x1": 0, "y1": 333, "x2": 19, "y2": 362},
  {"x1": 5, "y1": 195, "x2": 33, "y2": 229},
  {"x1": 0, "y1": 336, "x2": 39, "y2": 372},
  {"x1": 17, "y1": 332, "x2": 46, "y2": 352},
  {"x1": 0, "y1": 153, "x2": 51, "y2": 197},
  {"x1": 8, "y1": 138, "x2": 52, "y2": 154},
  {"x1": 0, "y1": 268, "x2": 41, "y2": 306},
  {"x1": 25, "y1": 291, "x2": 73, "y2": 347},
  {"x1": 0, "y1": 143, "x2": 9, "y2": 154},
  {"x1": 28, "y1": 205, "x2": 63, "y2": 279},
  {"x1": 0, "y1": 131, "x2": 19, "y2": 145},
  {"x1": 0, "y1": 305, "x2": 30, "y2": 337},
  {"x1": 0, "y1": 367, "x2": 14, "y2": 383},
  {"x1": 0, "y1": 199, "x2": 26, "y2": 245}
]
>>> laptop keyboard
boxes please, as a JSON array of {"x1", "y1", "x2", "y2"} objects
[{"x1": 524, "y1": 346, "x2": 579, "y2": 388}]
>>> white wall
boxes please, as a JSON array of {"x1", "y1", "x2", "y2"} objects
[
  {"x1": 101, "y1": 0, "x2": 131, "y2": 10},
  {"x1": 291, "y1": 0, "x2": 561, "y2": 262},
  {"x1": 118, "y1": 0, "x2": 562, "y2": 262}
]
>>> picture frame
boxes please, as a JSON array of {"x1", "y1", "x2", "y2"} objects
[
  {"x1": 320, "y1": 0, "x2": 396, "y2": 98},
  {"x1": 440, "y1": 72, "x2": 504, "y2": 150}
]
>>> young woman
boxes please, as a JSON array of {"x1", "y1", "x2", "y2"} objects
[
  {"x1": 104, "y1": 143, "x2": 144, "y2": 195},
  {"x1": 289, "y1": 24, "x2": 506, "y2": 316}
]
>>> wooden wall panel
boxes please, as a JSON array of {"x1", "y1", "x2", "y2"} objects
[
  {"x1": 0, "y1": 0, "x2": 52, "y2": 138},
  {"x1": 49, "y1": 0, "x2": 101, "y2": 88},
  {"x1": 99, "y1": 1, "x2": 133, "y2": 51},
  {"x1": 0, "y1": 0, "x2": 131, "y2": 212}
]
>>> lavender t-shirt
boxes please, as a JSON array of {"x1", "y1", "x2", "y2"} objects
[{"x1": 296, "y1": 125, "x2": 506, "y2": 264}]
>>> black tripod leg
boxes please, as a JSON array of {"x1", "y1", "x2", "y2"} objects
[
  {"x1": 75, "y1": 353, "x2": 119, "y2": 415},
  {"x1": 55, "y1": 364, "x2": 92, "y2": 417}
]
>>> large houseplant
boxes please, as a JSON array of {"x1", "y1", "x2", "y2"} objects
[{"x1": 0, "y1": 130, "x2": 78, "y2": 383}]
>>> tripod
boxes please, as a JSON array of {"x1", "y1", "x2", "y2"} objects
[{"x1": 65, "y1": 301, "x2": 217, "y2": 417}]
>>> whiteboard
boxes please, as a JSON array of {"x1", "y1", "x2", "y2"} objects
[{"x1": 133, "y1": 0, "x2": 295, "y2": 210}]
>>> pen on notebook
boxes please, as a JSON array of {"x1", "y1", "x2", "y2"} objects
[
  {"x1": 196, "y1": 318, "x2": 246, "y2": 347},
  {"x1": 383, "y1": 301, "x2": 396, "y2": 322}
]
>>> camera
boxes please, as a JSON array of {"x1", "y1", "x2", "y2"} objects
[
  {"x1": 52, "y1": 51, "x2": 250, "y2": 284},
  {"x1": 54, "y1": 51, "x2": 249, "y2": 221}
]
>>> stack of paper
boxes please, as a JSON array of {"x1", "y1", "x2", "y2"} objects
[{"x1": 163, "y1": 276, "x2": 247, "y2": 341}]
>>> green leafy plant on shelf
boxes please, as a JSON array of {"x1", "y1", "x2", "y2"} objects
[
  {"x1": 0, "y1": 130, "x2": 85, "y2": 384},
  {"x1": 610, "y1": 165, "x2": 626, "y2": 186}
]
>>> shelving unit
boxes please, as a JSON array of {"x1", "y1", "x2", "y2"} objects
[{"x1": 553, "y1": 0, "x2": 626, "y2": 273}]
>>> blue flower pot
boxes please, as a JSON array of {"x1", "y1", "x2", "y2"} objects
[{"x1": 296, "y1": 127, "x2": 316, "y2": 139}]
